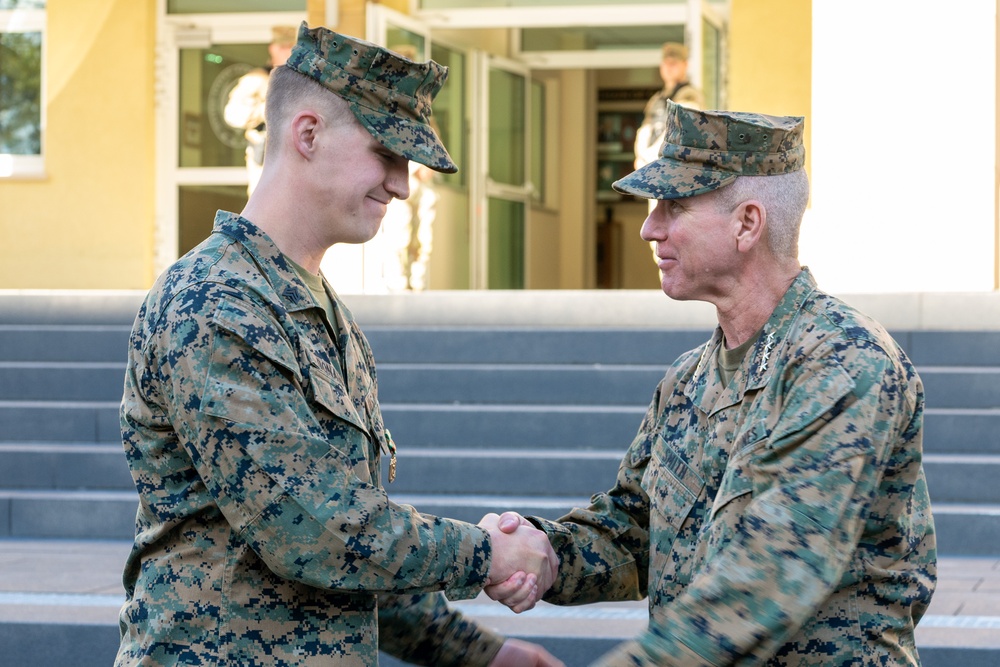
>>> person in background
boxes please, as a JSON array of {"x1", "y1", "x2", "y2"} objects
[
  {"x1": 380, "y1": 44, "x2": 440, "y2": 293},
  {"x1": 633, "y1": 42, "x2": 703, "y2": 172},
  {"x1": 117, "y1": 22, "x2": 562, "y2": 667},
  {"x1": 223, "y1": 25, "x2": 296, "y2": 195},
  {"x1": 488, "y1": 102, "x2": 936, "y2": 666}
]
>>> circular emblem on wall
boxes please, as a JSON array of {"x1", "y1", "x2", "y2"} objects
[{"x1": 207, "y1": 62, "x2": 257, "y2": 149}]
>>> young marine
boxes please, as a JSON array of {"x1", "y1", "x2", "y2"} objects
[{"x1": 116, "y1": 23, "x2": 561, "y2": 667}]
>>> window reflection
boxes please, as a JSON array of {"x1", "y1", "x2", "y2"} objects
[
  {"x1": 0, "y1": 31, "x2": 41, "y2": 155},
  {"x1": 178, "y1": 43, "x2": 268, "y2": 168},
  {"x1": 0, "y1": 1, "x2": 46, "y2": 9}
]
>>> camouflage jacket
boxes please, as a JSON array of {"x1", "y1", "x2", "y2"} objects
[
  {"x1": 534, "y1": 269, "x2": 937, "y2": 666},
  {"x1": 116, "y1": 211, "x2": 499, "y2": 667}
]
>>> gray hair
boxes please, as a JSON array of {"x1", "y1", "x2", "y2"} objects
[{"x1": 714, "y1": 169, "x2": 810, "y2": 258}]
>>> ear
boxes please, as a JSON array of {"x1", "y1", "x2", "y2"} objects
[
  {"x1": 733, "y1": 199, "x2": 766, "y2": 253},
  {"x1": 289, "y1": 109, "x2": 322, "y2": 159}
]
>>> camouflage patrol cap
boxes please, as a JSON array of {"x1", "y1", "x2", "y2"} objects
[
  {"x1": 285, "y1": 22, "x2": 457, "y2": 174},
  {"x1": 614, "y1": 101, "x2": 804, "y2": 199},
  {"x1": 271, "y1": 25, "x2": 297, "y2": 47},
  {"x1": 661, "y1": 42, "x2": 689, "y2": 61}
]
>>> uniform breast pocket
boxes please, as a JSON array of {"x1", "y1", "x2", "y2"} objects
[
  {"x1": 641, "y1": 440, "x2": 705, "y2": 591},
  {"x1": 702, "y1": 421, "x2": 768, "y2": 561},
  {"x1": 710, "y1": 419, "x2": 768, "y2": 521}
]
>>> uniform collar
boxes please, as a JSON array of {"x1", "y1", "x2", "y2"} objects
[
  {"x1": 686, "y1": 267, "x2": 818, "y2": 415},
  {"x1": 211, "y1": 210, "x2": 319, "y2": 314}
]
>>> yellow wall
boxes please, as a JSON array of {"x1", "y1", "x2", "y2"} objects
[
  {"x1": 728, "y1": 0, "x2": 812, "y2": 174},
  {"x1": 0, "y1": 0, "x2": 155, "y2": 289},
  {"x1": 0, "y1": 0, "x2": 815, "y2": 291}
]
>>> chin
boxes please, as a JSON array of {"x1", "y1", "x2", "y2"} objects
[{"x1": 660, "y1": 282, "x2": 689, "y2": 301}]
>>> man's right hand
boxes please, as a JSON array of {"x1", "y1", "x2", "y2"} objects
[{"x1": 479, "y1": 512, "x2": 558, "y2": 613}]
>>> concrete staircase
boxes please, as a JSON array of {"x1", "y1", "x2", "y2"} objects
[{"x1": 1, "y1": 290, "x2": 999, "y2": 666}]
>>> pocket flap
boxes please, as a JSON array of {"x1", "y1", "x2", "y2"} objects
[{"x1": 213, "y1": 297, "x2": 299, "y2": 376}]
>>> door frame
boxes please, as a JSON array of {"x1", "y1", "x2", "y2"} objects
[{"x1": 153, "y1": 0, "x2": 305, "y2": 275}]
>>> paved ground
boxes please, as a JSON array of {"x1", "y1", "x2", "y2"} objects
[{"x1": 0, "y1": 538, "x2": 998, "y2": 651}]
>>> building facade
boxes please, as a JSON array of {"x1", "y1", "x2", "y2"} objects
[{"x1": 0, "y1": 0, "x2": 995, "y2": 293}]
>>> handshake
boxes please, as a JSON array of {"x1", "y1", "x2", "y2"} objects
[{"x1": 478, "y1": 511, "x2": 558, "y2": 613}]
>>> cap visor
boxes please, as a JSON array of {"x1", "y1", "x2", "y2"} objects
[
  {"x1": 354, "y1": 108, "x2": 457, "y2": 174},
  {"x1": 613, "y1": 159, "x2": 736, "y2": 200}
]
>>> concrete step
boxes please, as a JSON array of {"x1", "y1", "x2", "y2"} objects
[
  {"x1": 0, "y1": 444, "x2": 627, "y2": 496},
  {"x1": 364, "y1": 327, "x2": 711, "y2": 365},
  {"x1": 920, "y1": 367, "x2": 1000, "y2": 409},
  {"x1": 0, "y1": 292, "x2": 142, "y2": 326},
  {"x1": 0, "y1": 490, "x2": 139, "y2": 540},
  {"x1": 0, "y1": 540, "x2": 996, "y2": 667},
  {"x1": 0, "y1": 447, "x2": 996, "y2": 511},
  {"x1": 0, "y1": 400, "x2": 649, "y2": 447},
  {"x1": 0, "y1": 444, "x2": 132, "y2": 490},
  {"x1": 922, "y1": 409, "x2": 1000, "y2": 455},
  {"x1": 0, "y1": 401, "x2": 120, "y2": 443},
  {"x1": 0, "y1": 325, "x2": 131, "y2": 363},
  {"x1": 382, "y1": 405, "x2": 1000, "y2": 454},
  {"x1": 0, "y1": 361, "x2": 664, "y2": 406},
  {"x1": 923, "y1": 454, "x2": 1000, "y2": 504},
  {"x1": 0, "y1": 488, "x2": 996, "y2": 556},
  {"x1": 901, "y1": 330, "x2": 1000, "y2": 367},
  {"x1": 7, "y1": 360, "x2": 999, "y2": 411},
  {"x1": 366, "y1": 328, "x2": 1000, "y2": 369},
  {"x1": 2, "y1": 324, "x2": 999, "y2": 368},
  {"x1": 377, "y1": 364, "x2": 664, "y2": 406},
  {"x1": 931, "y1": 504, "x2": 1000, "y2": 557},
  {"x1": 1, "y1": 400, "x2": 997, "y2": 456},
  {"x1": 0, "y1": 362, "x2": 124, "y2": 401}
]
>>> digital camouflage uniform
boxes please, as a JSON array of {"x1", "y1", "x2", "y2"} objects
[
  {"x1": 531, "y1": 104, "x2": 937, "y2": 666},
  {"x1": 118, "y1": 25, "x2": 492, "y2": 665},
  {"x1": 534, "y1": 269, "x2": 936, "y2": 666},
  {"x1": 117, "y1": 212, "x2": 500, "y2": 666}
]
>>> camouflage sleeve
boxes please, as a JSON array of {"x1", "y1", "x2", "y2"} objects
[
  {"x1": 593, "y1": 341, "x2": 919, "y2": 666},
  {"x1": 529, "y1": 385, "x2": 661, "y2": 605},
  {"x1": 377, "y1": 592, "x2": 504, "y2": 667},
  {"x1": 142, "y1": 284, "x2": 491, "y2": 598}
]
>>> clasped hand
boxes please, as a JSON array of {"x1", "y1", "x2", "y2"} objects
[{"x1": 478, "y1": 512, "x2": 557, "y2": 613}]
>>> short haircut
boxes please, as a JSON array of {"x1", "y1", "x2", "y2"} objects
[
  {"x1": 714, "y1": 170, "x2": 810, "y2": 258},
  {"x1": 264, "y1": 65, "x2": 353, "y2": 152}
]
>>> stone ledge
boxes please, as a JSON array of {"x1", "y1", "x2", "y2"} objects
[{"x1": 2, "y1": 289, "x2": 1000, "y2": 330}]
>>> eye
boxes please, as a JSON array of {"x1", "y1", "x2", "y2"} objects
[{"x1": 381, "y1": 148, "x2": 403, "y2": 162}]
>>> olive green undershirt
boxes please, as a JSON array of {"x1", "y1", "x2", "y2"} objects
[
  {"x1": 287, "y1": 257, "x2": 336, "y2": 326},
  {"x1": 718, "y1": 328, "x2": 763, "y2": 387},
  {"x1": 286, "y1": 257, "x2": 349, "y2": 378}
]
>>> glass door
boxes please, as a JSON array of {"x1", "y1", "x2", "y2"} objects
[
  {"x1": 365, "y1": 5, "x2": 473, "y2": 292},
  {"x1": 155, "y1": 4, "x2": 305, "y2": 275},
  {"x1": 475, "y1": 54, "x2": 531, "y2": 289}
]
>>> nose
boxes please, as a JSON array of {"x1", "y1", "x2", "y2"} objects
[
  {"x1": 386, "y1": 158, "x2": 411, "y2": 201},
  {"x1": 640, "y1": 200, "x2": 667, "y2": 242}
]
